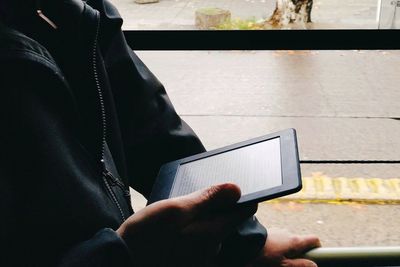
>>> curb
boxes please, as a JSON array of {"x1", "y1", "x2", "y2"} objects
[{"x1": 272, "y1": 173, "x2": 400, "y2": 204}]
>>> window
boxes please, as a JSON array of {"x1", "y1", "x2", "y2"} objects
[
  {"x1": 130, "y1": 50, "x2": 400, "y2": 247},
  {"x1": 114, "y1": 0, "x2": 400, "y2": 252},
  {"x1": 110, "y1": 0, "x2": 400, "y2": 30}
]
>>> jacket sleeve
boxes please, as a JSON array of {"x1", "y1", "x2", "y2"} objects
[
  {"x1": 0, "y1": 60, "x2": 134, "y2": 266},
  {"x1": 58, "y1": 229, "x2": 133, "y2": 267},
  {"x1": 105, "y1": 29, "x2": 206, "y2": 198}
]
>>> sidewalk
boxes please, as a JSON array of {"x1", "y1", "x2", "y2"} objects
[
  {"x1": 135, "y1": 50, "x2": 400, "y2": 174},
  {"x1": 110, "y1": 0, "x2": 379, "y2": 29},
  {"x1": 130, "y1": 50, "x2": 400, "y2": 247}
]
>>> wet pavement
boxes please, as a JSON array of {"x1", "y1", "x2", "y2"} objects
[
  {"x1": 129, "y1": 50, "x2": 400, "y2": 248},
  {"x1": 257, "y1": 202, "x2": 400, "y2": 247},
  {"x1": 135, "y1": 50, "x2": 400, "y2": 169}
]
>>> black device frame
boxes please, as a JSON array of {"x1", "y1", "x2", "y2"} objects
[{"x1": 148, "y1": 128, "x2": 302, "y2": 204}]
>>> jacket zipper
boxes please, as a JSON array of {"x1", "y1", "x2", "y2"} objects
[
  {"x1": 104, "y1": 170, "x2": 131, "y2": 196},
  {"x1": 92, "y1": 12, "x2": 126, "y2": 222}
]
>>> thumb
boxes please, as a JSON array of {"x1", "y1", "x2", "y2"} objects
[
  {"x1": 287, "y1": 235, "x2": 321, "y2": 258},
  {"x1": 180, "y1": 183, "x2": 242, "y2": 217},
  {"x1": 282, "y1": 258, "x2": 318, "y2": 267}
]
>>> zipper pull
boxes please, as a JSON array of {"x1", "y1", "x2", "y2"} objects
[
  {"x1": 103, "y1": 168, "x2": 126, "y2": 188},
  {"x1": 101, "y1": 159, "x2": 117, "y2": 186},
  {"x1": 105, "y1": 171, "x2": 118, "y2": 186},
  {"x1": 101, "y1": 159, "x2": 130, "y2": 198}
]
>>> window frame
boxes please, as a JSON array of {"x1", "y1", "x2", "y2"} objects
[{"x1": 124, "y1": 30, "x2": 400, "y2": 50}]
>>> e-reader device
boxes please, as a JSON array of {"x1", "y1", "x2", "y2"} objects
[{"x1": 148, "y1": 128, "x2": 301, "y2": 205}]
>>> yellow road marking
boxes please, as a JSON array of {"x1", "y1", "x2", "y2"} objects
[{"x1": 271, "y1": 173, "x2": 400, "y2": 205}]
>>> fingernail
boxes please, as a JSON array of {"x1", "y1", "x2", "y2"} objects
[{"x1": 307, "y1": 262, "x2": 318, "y2": 267}]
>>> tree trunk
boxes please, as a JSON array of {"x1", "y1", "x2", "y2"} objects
[{"x1": 269, "y1": 0, "x2": 313, "y2": 27}]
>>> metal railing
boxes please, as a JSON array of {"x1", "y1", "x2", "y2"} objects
[{"x1": 304, "y1": 247, "x2": 400, "y2": 266}]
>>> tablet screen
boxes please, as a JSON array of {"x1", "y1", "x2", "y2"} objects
[{"x1": 170, "y1": 137, "x2": 282, "y2": 197}]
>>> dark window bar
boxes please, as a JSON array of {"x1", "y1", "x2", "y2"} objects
[{"x1": 124, "y1": 30, "x2": 400, "y2": 50}]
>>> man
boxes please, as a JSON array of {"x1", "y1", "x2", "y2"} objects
[{"x1": 0, "y1": 0, "x2": 320, "y2": 266}]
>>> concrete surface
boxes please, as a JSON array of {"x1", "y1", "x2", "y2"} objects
[
  {"x1": 136, "y1": 50, "x2": 400, "y2": 162},
  {"x1": 110, "y1": 0, "x2": 380, "y2": 29},
  {"x1": 256, "y1": 202, "x2": 400, "y2": 247},
  {"x1": 129, "y1": 50, "x2": 400, "y2": 247}
]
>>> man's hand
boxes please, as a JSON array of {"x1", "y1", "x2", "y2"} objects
[
  {"x1": 117, "y1": 183, "x2": 257, "y2": 267},
  {"x1": 247, "y1": 228, "x2": 321, "y2": 267}
]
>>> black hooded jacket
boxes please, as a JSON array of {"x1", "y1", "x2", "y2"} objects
[{"x1": 0, "y1": 0, "x2": 267, "y2": 266}]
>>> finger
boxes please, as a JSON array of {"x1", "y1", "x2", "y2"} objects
[
  {"x1": 287, "y1": 235, "x2": 321, "y2": 258},
  {"x1": 282, "y1": 258, "x2": 318, "y2": 267},
  {"x1": 136, "y1": 183, "x2": 242, "y2": 229},
  {"x1": 179, "y1": 183, "x2": 242, "y2": 217}
]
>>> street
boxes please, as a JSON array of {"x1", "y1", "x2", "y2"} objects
[{"x1": 130, "y1": 50, "x2": 400, "y2": 246}]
